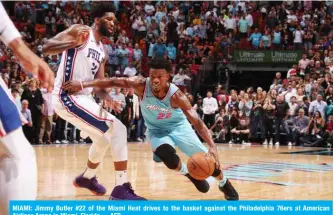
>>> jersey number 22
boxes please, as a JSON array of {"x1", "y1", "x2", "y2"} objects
[{"x1": 157, "y1": 112, "x2": 172, "y2": 120}]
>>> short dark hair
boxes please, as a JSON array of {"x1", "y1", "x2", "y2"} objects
[
  {"x1": 91, "y1": 2, "x2": 115, "y2": 19},
  {"x1": 148, "y1": 57, "x2": 172, "y2": 73}
]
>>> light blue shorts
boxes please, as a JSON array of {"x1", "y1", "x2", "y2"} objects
[{"x1": 147, "y1": 124, "x2": 208, "y2": 157}]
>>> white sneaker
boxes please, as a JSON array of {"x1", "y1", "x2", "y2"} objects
[
  {"x1": 269, "y1": 139, "x2": 273, "y2": 145},
  {"x1": 288, "y1": 142, "x2": 292, "y2": 146},
  {"x1": 275, "y1": 142, "x2": 280, "y2": 146},
  {"x1": 61, "y1": 140, "x2": 69, "y2": 144},
  {"x1": 55, "y1": 140, "x2": 61, "y2": 144},
  {"x1": 229, "y1": 140, "x2": 233, "y2": 144},
  {"x1": 263, "y1": 140, "x2": 268, "y2": 145}
]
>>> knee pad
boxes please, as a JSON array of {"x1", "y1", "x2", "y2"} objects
[
  {"x1": 108, "y1": 118, "x2": 128, "y2": 162},
  {"x1": 155, "y1": 144, "x2": 179, "y2": 170},
  {"x1": 88, "y1": 137, "x2": 110, "y2": 164}
]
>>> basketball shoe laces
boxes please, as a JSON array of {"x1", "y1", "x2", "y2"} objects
[
  {"x1": 90, "y1": 177, "x2": 99, "y2": 186},
  {"x1": 123, "y1": 182, "x2": 135, "y2": 195}
]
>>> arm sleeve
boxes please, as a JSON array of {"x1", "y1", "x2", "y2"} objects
[{"x1": 0, "y1": 2, "x2": 22, "y2": 46}]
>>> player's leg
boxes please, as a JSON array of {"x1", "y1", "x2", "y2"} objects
[
  {"x1": 54, "y1": 94, "x2": 111, "y2": 195},
  {"x1": 54, "y1": 94, "x2": 144, "y2": 199},
  {"x1": 108, "y1": 118, "x2": 145, "y2": 200},
  {"x1": 172, "y1": 125, "x2": 239, "y2": 200},
  {"x1": 0, "y1": 81, "x2": 37, "y2": 214},
  {"x1": 148, "y1": 131, "x2": 209, "y2": 193}
]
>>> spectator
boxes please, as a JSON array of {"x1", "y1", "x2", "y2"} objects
[
  {"x1": 172, "y1": 68, "x2": 191, "y2": 90},
  {"x1": 106, "y1": 41, "x2": 120, "y2": 77},
  {"x1": 238, "y1": 13, "x2": 249, "y2": 38},
  {"x1": 302, "y1": 111, "x2": 325, "y2": 147},
  {"x1": 309, "y1": 94, "x2": 328, "y2": 118},
  {"x1": 133, "y1": 43, "x2": 143, "y2": 63},
  {"x1": 118, "y1": 43, "x2": 129, "y2": 73},
  {"x1": 231, "y1": 118, "x2": 250, "y2": 144},
  {"x1": 288, "y1": 96, "x2": 298, "y2": 117},
  {"x1": 193, "y1": 96, "x2": 204, "y2": 119},
  {"x1": 21, "y1": 79, "x2": 43, "y2": 144},
  {"x1": 123, "y1": 62, "x2": 137, "y2": 77},
  {"x1": 292, "y1": 109, "x2": 310, "y2": 146},
  {"x1": 125, "y1": 88, "x2": 140, "y2": 142},
  {"x1": 152, "y1": 38, "x2": 166, "y2": 58},
  {"x1": 11, "y1": 88, "x2": 21, "y2": 111},
  {"x1": 249, "y1": 28, "x2": 262, "y2": 48},
  {"x1": 39, "y1": 86, "x2": 54, "y2": 144},
  {"x1": 263, "y1": 97, "x2": 276, "y2": 145},
  {"x1": 21, "y1": 100, "x2": 33, "y2": 144},
  {"x1": 166, "y1": 42, "x2": 176, "y2": 62},
  {"x1": 250, "y1": 95, "x2": 265, "y2": 140},
  {"x1": 238, "y1": 93, "x2": 253, "y2": 118},
  {"x1": 109, "y1": 88, "x2": 126, "y2": 120},
  {"x1": 203, "y1": 91, "x2": 218, "y2": 128},
  {"x1": 296, "y1": 96, "x2": 311, "y2": 117},
  {"x1": 275, "y1": 94, "x2": 292, "y2": 146},
  {"x1": 210, "y1": 108, "x2": 228, "y2": 143}
]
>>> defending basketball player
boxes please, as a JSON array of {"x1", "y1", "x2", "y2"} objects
[
  {"x1": 63, "y1": 58, "x2": 239, "y2": 200},
  {"x1": 0, "y1": 2, "x2": 54, "y2": 214},
  {"x1": 42, "y1": 3, "x2": 145, "y2": 200}
]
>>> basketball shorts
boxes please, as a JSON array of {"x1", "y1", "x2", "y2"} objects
[
  {"x1": 147, "y1": 123, "x2": 208, "y2": 157},
  {"x1": 0, "y1": 77, "x2": 22, "y2": 138},
  {"x1": 52, "y1": 91, "x2": 115, "y2": 140}
]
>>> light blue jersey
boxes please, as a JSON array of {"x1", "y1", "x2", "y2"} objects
[
  {"x1": 140, "y1": 78, "x2": 188, "y2": 131},
  {"x1": 140, "y1": 78, "x2": 207, "y2": 156}
]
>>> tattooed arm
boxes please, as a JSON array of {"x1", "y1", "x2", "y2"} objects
[{"x1": 171, "y1": 90, "x2": 220, "y2": 166}]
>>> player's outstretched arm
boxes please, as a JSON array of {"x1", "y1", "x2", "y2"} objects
[
  {"x1": 42, "y1": 24, "x2": 90, "y2": 55},
  {"x1": 171, "y1": 90, "x2": 221, "y2": 167},
  {"x1": 62, "y1": 76, "x2": 146, "y2": 97}
]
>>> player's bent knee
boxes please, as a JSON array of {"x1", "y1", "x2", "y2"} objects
[
  {"x1": 155, "y1": 144, "x2": 180, "y2": 170},
  {"x1": 108, "y1": 118, "x2": 128, "y2": 162}
]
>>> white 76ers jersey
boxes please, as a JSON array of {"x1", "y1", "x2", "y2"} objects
[{"x1": 54, "y1": 27, "x2": 105, "y2": 95}]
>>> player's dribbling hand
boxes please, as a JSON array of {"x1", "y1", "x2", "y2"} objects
[
  {"x1": 62, "y1": 80, "x2": 82, "y2": 94},
  {"x1": 208, "y1": 146, "x2": 221, "y2": 169}
]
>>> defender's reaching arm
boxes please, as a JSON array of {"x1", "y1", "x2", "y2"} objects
[{"x1": 62, "y1": 76, "x2": 146, "y2": 98}]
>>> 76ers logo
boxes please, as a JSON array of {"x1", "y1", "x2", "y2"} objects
[{"x1": 157, "y1": 112, "x2": 172, "y2": 120}]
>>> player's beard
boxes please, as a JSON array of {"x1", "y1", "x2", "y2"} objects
[{"x1": 99, "y1": 21, "x2": 112, "y2": 37}]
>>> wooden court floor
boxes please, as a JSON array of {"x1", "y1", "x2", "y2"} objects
[{"x1": 35, "y1": 143, "x2": 333, "y2": 200}]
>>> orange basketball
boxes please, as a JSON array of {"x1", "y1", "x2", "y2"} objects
[{"x1": 187, "y1": 152, "x2": 216, "y2": 180}]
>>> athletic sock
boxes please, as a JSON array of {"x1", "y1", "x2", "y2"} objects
[
  {"x1": 219, "y1": 173, "x2": 228, "y2": 187},
  {"x1": 115, "y1": 170, "x2": 128, "y2": 186},
  {"x1": 83, "y1": 167, "x2": 96, "y2": 179},
  {"x1": 179, "y1": 163, "x2": 188, "y2": 175}
]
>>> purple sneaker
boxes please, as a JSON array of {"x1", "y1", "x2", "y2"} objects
[
  {"x1": 73, "y1": 174, "x2": 106, "y2": 196},
  {"x1": 109, "y1": 183, "x2": 146, "y2": 200}
]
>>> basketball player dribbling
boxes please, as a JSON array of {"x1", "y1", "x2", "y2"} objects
[
  {"x1": 0, "y1": 2, "x2": 54, "y2": 214},
  {"x1": 63, "y1": 58, "x2": 239, "y2": 200},
  {"x1": 42, "y1": 3, "x2": 145, "y2": 200}
]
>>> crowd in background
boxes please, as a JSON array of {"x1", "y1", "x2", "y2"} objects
[{"x1": 0, "y1": 1, "x2": 332, "y2": 147}]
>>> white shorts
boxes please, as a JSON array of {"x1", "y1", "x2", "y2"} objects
[{"x1": 52, "y1": 91, "x2": 115, "y2": 140}]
